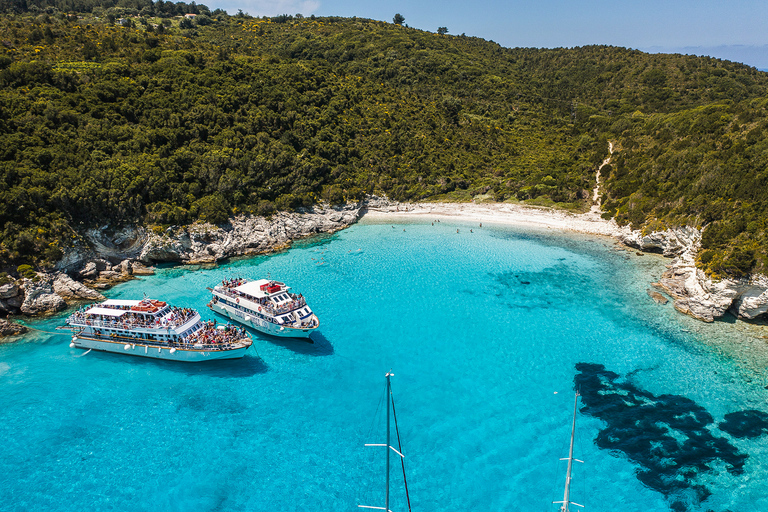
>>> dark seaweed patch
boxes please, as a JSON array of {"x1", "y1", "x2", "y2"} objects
[
  {"x1": 719, "y1": 410, "x2": 768, "y2": 439},
  {"x1": 490, "y1": 265, "x2": 594, "y2": 311},
  {"x1": 574, "y1": 363, "x2": 747, "y2": 511}
]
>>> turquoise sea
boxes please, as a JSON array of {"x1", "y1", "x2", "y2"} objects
[{"x1": 2, "y1": 217, "x2": 768, "y2": 512}]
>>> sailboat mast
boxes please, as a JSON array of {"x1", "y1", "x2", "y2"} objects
[
  {"x1": 360, "y1": 371, "x2": 406, "y2": 512},
  {"x1": 560, "y1": 391, "x2": 580, "y2": 512},
  {"x1": 386, "y1": 371, "x2": 392, "y2": 512}
]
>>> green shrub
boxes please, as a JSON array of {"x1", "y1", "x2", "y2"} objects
[
  {"x1": 190, "y1": 195, "x2": 230, "y2": 225},
  {"x1": 16, "y1": 264, "x2": 37, "y2": 279}
]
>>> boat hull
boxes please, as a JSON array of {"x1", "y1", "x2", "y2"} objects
[
  {"x1": 209, "y1": 302, "x2": 316, "y2": 339},
  {"x1": 71, "y1": 336, "x2": 249, "y2": 361}
]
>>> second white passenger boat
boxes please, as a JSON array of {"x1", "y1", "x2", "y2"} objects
[{"x1": 208, "y1": 278, "x2": 319, "y2": 338}]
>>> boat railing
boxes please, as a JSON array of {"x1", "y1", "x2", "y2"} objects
[
  {"x1": 216, "y1": 289, "x2": 307, "y2": 315},
  {"x1": 81, "y1": 330, "x2": 251, "y2": 351},
  {"x1": 67, "y1": 311, "x2": 196, "y2": 330},
  {"x1": 271, "y1": 299, "x2": 306, "y2": 315},
  {"x1": 282, "y1": 316, "x2": 317, "y2": 329},
  {"x1": 81, "y1": 333, "x2": 251, "y2": 352},
  {"x1": 181, "y1": 324, "x2": 250, "y2": 348}
]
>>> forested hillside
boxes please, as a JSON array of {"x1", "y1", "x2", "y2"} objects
[{"x1": 1, "y1": 8, "x2": 767, "y2": 278}]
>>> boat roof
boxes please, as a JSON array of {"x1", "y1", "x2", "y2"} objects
[
  {"x1": 102, "y1": 299, "x2": 141, "y2": 307},
  {"x1": 87, "y1": 307, "x2": 129, "y2": 317},
  {"x1": 234, "y1": 279, "x2": 289, "y2": 298}
]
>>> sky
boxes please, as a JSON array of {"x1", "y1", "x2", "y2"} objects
[{"x1": 202, "y1": 0, "x2": 768, "y2": 69}]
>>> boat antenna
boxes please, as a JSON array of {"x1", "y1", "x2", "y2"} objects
[
  {"x1": 553, "y1": 391, "x2": 584, "y2": 512},
  {"x1": 360, "y1": 371, "x2": 405, "y2": 512}
]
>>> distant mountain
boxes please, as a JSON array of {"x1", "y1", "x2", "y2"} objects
[{"x1": 1, "y1": 12, "x2": 767, "y2": 279}]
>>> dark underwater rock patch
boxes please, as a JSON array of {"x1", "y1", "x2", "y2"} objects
[
  {"x1": 574, "y1": 363, "x2": 747, "y2": 511},
  {"x1": 719, "y1": 410, "x2": 768, "y2": 439},
  {"x1": 490, "y1": 265, "x2": 594, "y2": 311}
]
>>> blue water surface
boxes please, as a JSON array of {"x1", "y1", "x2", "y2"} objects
[{"x1": 2, "y1": 218, "x2": 768, "y2": 512}]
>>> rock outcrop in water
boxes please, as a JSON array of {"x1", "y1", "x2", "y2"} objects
[
  {"x1": 0, "y1": 318, "x2": 27, "y2": 337},
  {"x1": 619, "y1": 226, "x2": 768, "y2": 322},
  {"x1": 618, "y1": 226, "x2": 699, "y2": 258},
  {"x1": 0, "y1": 274, "x2": 106, "y2": 317},
  {"x1": 0, "y1": 203, "x2": 362, "y2": 332}
]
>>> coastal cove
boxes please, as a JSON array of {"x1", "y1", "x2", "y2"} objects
[
  {"x1": 2, "y1": 219, "x2": 768, "y2": 511},
  {"x1": 4, "y1": 199, "x2": 768, "y2": 328}
]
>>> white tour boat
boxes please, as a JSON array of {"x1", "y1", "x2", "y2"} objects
[
  {"x1": 64, "y1": 298, "x2": 252, "y2": 362},
  {"x1": 208, "y1": 278, "x2": 319, "y2": 338}
]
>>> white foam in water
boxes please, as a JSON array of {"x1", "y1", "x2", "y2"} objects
[{"x1": 1, "y1": 219, "x2": 767, "y2": 511}]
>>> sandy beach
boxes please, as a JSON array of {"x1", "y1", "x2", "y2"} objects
[
  {"x1": 361, "y1": 199, "x2": 768, "y2": 367},
  {"x1": 361, "y1": 201, "x2": 633, "y2": 240}
]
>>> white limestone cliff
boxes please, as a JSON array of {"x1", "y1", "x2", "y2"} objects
[
  {"x1": 621, "y1": 227, "x2": 768, "y2": 322},
  {"x1": 1, "y1": 203, "x2": 362, "y2": 324}
]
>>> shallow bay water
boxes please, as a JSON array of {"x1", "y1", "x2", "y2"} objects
[{"x1": 2, "y1": 218, "x2": 768, "y2": 512}]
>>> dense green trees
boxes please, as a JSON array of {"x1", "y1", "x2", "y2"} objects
[
  {"x1": 0, "y1": 0, "x2": 214, "y2": 17},
  {"x1": 0, "y1": 12, "x2": 767, "y2": 277},
  {"x1": 597, "y1": 99, "x2": 768, "y2": 276}
]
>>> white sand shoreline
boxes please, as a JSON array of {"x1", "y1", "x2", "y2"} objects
[
  {"x1": 360, "y1": 200, "x2": 768, "y2": 362},
  {"x1": 360, "y1": 201, "x2": 633, "y2": 240}
]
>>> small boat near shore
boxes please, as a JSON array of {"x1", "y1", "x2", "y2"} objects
[
  {"x1": 208, "y1": 278, "x2": 319, "y2": 338},
  {"x1": 64, "y1": 298, "x2": 252, "y2": 362}
]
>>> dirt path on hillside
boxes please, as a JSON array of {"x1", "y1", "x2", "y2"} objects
[{"x1": 591, "y1": 141, "x2": 614, "y2": 214}]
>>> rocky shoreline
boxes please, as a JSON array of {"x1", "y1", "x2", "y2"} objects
[
  {"x1": 0, "y1": 203, "x2": 362, "y2": 330},
  {"x1": 634, "y1": 229, "x2": 768, "y2": 323},
  {"x1": 2, "y1": 197, "x2": 767, "y2": 338}
]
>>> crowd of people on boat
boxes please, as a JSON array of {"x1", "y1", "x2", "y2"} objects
[
  {"x1": 218, "y1": 288, "x2": 307, "y2": 316},
  {"x1": 181, "y1": 322, "x2": 248, "y2": 349},
  {"x1": 68, "y1": 305, "x2": 196, "y2": 330},
  {"x1": 221, "y1": 278, "x2": 246, "y2": 289},
  {"x1": 163, "y1": 307, "x2": 195, "y2": 326}
]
